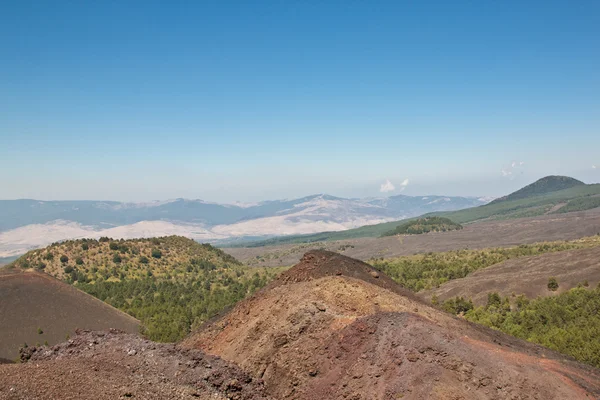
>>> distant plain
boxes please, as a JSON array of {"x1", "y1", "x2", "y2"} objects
[{"x1": 224, "y1": 208, "x2": 600, "y2": 267}]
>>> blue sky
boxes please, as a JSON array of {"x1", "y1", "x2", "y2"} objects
[{"x1": 1, "y1": 1, "x2": 599, "y2": 202}]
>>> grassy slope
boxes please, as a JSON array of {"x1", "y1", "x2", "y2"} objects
[
  {"x1": 434, "y1": 183, "x2": 600, "y2": 223},
  {"x1": 231, "y1": 183, "x2": 600, "y2": 247},
  {"x1": 489, "y1": 175, "x2": 584, "y2": 204}
]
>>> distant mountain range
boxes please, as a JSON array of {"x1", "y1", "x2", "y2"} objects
[
  {"x1": 234, "y1": 176, "x2": 600, "y2": 247},
  {"x1": 0, "y1": 194, "x2": 488, "y2": 257}
]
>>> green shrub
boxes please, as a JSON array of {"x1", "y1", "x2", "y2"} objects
[
  {"x1": 151, "y1": 249, "x2": 162, "y2": 259},
  {"x1": 64, "y1": 266, "x2": 74, "y2": 273},
  {"x1": 442, "y1": 296, "x2": 473, "y2": 314},
  {"x1": 548, "y1": 277, "x2": 559, "y2": 291},
  {"x1": 75, "y1": 257, "x2": 84, "y2": 265},
  {"x1": 109, "y1": 242, "x2": 119, "y2": 251},
  {"x1": 60, "y1": 255, "x2": 69, "y2": 263},
  {"x1": 81, "y1": 243, "x2": 89, "y2": 251},
  {"x1": 113, "y1": 254, "x2": 122, "y2": 264},
  {"x1": 139, "y1": 256, "x2": 149, "y2": 264}
]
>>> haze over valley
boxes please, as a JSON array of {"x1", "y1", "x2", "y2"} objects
[{"x1": 0, "y1": 194, "x2": 487, "y2": 257}]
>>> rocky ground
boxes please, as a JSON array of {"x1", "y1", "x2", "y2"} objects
[
  {"x1": 183, "y1": 250, "x2": 600, "y2": 399},
  {"x1": 2, "y1": 250, "x2": 600, "y2": 399},
  {"x1": 0, "y1": 329, "x2": 270, "y2": 400}
]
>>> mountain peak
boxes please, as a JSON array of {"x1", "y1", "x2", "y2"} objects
[
  {"x1": 271, "y1": 250, "x2": 419, "y2": 299},
  {"x1": 491, "y1": 175, "x2": 585, "y2": 204}
]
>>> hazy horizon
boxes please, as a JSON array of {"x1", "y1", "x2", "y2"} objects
[{"x1": 1, "y1": 171, "x2": 599, "y2": 204}]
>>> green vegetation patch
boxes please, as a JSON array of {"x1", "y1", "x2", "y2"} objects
[
  {"x1": 442, "y1": 286, "x2": 600, "y2": 368},
  {"x1": 381, "y1": 217, "x2": 462, "y2": 237},
  {"x1": 490, "y1": 175, "x2": 584, "y2": 204},
  {"x1": 77, "y1": 268, "x2": 283, "y2": 342},
  {"x1": 370, "y1": 236, "x2": 600, "y2": 292},
  {"x1": 553, "y1": 196, "x2": 600, "y2": 214},
  {"x1": 12, "y1": 236, "x2": 287, "y2": 342}
]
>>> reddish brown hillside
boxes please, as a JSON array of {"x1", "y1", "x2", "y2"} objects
[
  {"x1": 0, "y1": 329, "x2": 270, "y2": 400},
  {"x1": 271, "y1": 250, "x2": 419, "y2": 299},
  {"x1": 182, "y1": 251, "x2": 600, "y2": 399}
]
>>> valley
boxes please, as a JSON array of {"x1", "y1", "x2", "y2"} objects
[
  {"x1": 0, "y1": 194, "x2": 486, "y2": 258},
  {"x1": 226, "y1": 207, "x2": 600, "y2": 267}
]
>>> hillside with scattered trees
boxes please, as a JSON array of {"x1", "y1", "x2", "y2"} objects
[
  {"x1": 381, "y1": 216, "x2": 462, "y2": 237},
  {"x1": 439, "y1": 286, "x2": 600, "y2": 368},
  {"x1": 370, "y1": 235, "x2": 600, "y2": 292},
  {"x1": 12, "y1": 236, "x2": 285, "y2": 341}
]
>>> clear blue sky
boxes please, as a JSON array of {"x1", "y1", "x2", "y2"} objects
[{"x1": 1, "y1": 1, "x2": 599, "y2": 202}]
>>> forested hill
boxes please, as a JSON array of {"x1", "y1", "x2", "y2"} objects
[
  {"x1": 13, "y1": 236, "x2": 241, "y2": 281},
  {"x1": 381, "y1": 217, "x2": 462, "y2": 237},
  {"x1": 490, "y1": 176, "x2": 584, "y2": 204},
  {"x1": 11, "y1": 236, "x2": 284, "y2": 342}
]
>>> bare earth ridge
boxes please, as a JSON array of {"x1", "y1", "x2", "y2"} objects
[{"x1": 182, "y1": 250, "x2": 600, "y2": 399}]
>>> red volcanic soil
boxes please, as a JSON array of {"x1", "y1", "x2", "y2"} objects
[
  {"x1": 0, "y1": 329, "x2": 270, "y2": 400},
  {"x1": 182, "y1": 250, "x2": 600, "y2": 399},
  {"x1": 0, "y1": 269, "x2": 139, "y2": 361},
  {"x1": 271, "y1": 249, "x2": 419, "y2": 299}
]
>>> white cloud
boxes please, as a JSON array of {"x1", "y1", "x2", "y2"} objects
[
  {"x1": 501, "y1": 161, "x2": 525, "y2": 180},
  {"x1": 380, "y1": 179, "x2": 395, "y2": 193},
  {"x1": 593, "y1": 165, "x2": 597, "y2": 169},
  {"x1": 398, "y1": 178, "x2": 409, "y2": 192},
  {"x1": 380, "y1": 178, "x2": 409, "y2": 193}
]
